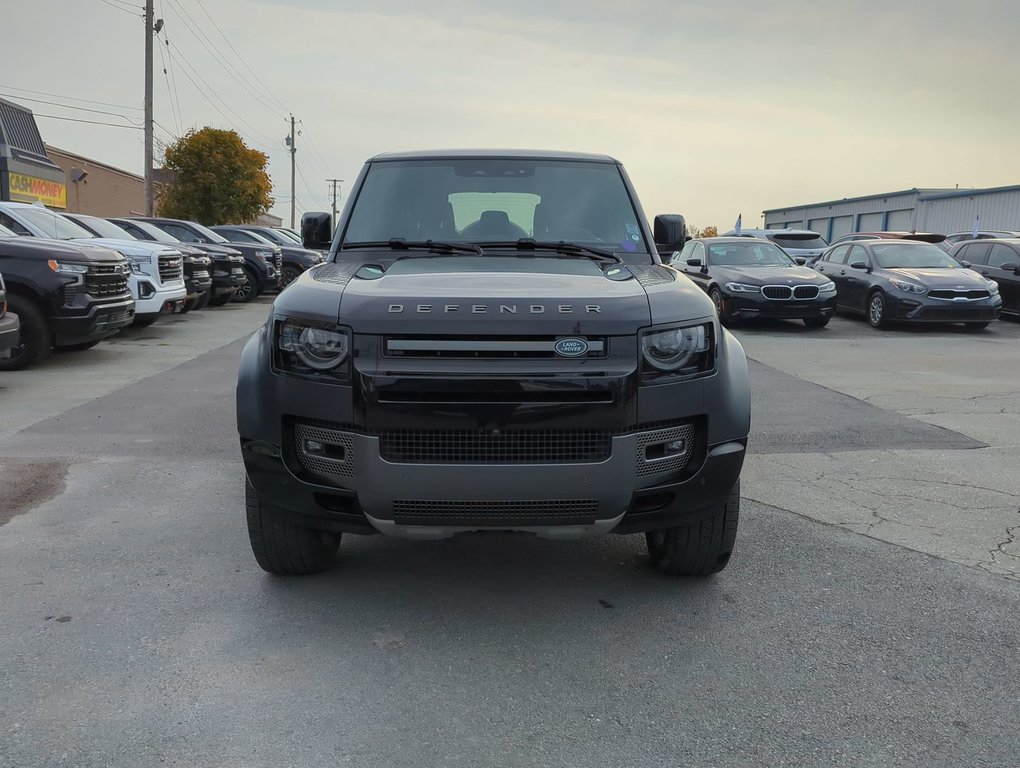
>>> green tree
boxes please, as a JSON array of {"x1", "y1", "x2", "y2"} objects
[{"x1": 157, "y1": 128, "x2": 272, "y2": 224}]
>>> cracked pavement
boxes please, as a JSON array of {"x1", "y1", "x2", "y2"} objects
[{"x1": 737, "y1": 315, "x2": 1020, "y2": 579}]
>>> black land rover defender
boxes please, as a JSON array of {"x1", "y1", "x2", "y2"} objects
[
  {"x1": 237, "y1": 150, "x2": 750, "y2": 577},
  {"x1": 0, "y1": 226, "x2": 134, "y2": 370}
]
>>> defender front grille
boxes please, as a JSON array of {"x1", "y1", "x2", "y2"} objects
[
  {"x1": 384, "y1": 335, "x2": 607, "y2": 359},
  {"x1": 392, "y1": 499, "x2": 599, "y2": 527},
  {"x1": 380, "y1": 429, "x2": 612, "y2": 464},
  {"x1": 158, "y1": 255, "x2": 183, "y2": 283}
]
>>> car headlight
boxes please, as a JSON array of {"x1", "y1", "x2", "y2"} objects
[
  {"x1": 890, "y1": 278, "x2": 926, "y2": 294},
  {"x1": 724, "y1": 282, "x2": 761, "y2": 293},
  {"x1": 256, "y1": 249, "x2": 274, "y2": 262},
  {"x1": 986, "y1": 279, "x2": 999, "y2": 294},
  {"x1": 640, "y1": 323, "x2": 713, "y2": 380},
  {"x1": 276, "y1": 318, "x2": 351, "y2": 380},
  {"x1": 818, "y1": 281, "x2": 836, "y2": 293},
  {"x1": 47, "y1": 259, "x2": 88, "y2": 284}
]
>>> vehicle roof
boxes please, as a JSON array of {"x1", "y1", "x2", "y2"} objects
[
  {"x1": 694, "y1": 236, "x2": 773, "y2": 244},
  {"x1": 726, "y1": 228, "x2": 823, "y2": 237},
  {"x1": 948, "y1": 230, "x2": 1020, "y2": 236},
  {"x1": 368, "y1": 148, "x2": 618, "y2": 163},
  {"x1": 951, "y1": 237, "x2": 1020, "y2": 246}
]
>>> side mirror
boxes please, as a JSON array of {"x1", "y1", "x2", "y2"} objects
[
  {"x1": 794, "y1": 257, "x2": 807, "y2": 265},
  {"x1": 653, "y1": 214, "x2": 687, "y2": 256},
  {"x1": 302, "y1": 212, "x2": 333, "y2": 251},
  {"x1": 849, "y1": 261, "x2": 870, "y2": 271},
  {"x1": 959, "y1": 260, "x2": 972, "y2": 269},
  {"x1": 1001, "y1": 262, "x2": 1020, "y2": 274},
  {"x1": 686, "y1": 258, "x2": 704, "y2": 268}
]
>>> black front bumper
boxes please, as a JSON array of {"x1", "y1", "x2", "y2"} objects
[
  {"x1": 211, "y1": 266, "x2": 243, "y2": 296},
  {"x1": 184, "y1": 269, "x2": 213, "y2": 299},
  {"x1": 0, "y1": 312, "x2": 19, "y2": 356},
  {"x1": 50, "y1": 296, "x2": 135, "y2": 345},
  {"x1": 722, "y1": 291, "x2": 837, "y2": 320}
]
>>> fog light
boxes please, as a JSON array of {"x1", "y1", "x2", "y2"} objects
[
  {"x1": 303, "y1": 439, "x2": 324, "y2": 454},
  {"x1": 665, "y1": 439, "x2": 687, "y2": 454}
]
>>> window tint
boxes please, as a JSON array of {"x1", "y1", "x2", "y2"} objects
[
  {"x1": 158, "y1": 223, "x2": 200, "y2": 242},
  {"x1": 988, "y1": 244, "x2": 1019, "y2": 268},
  {"x1": 847, "y1": 245, "x2": 871, "y2": 266},
  {"x1": 827, "y1": 245, "x2": 850, "y2": 264},
  {"x1": 0, "y1": 213, "x2": 30, "y2": 236},
  {"x1": 706, "y1": 241, "x2": 793, "y2": 266},
  {"x1": 692, "y1": 242, "x2": 706, "y2": 262},
  {"x1": 961, "y1": 242, "x2": 991, "y2": 265},
  {"x1": 770, "y1": 234, "x2": 827, "y2": 250},
  {"x1": 673, "y1": 240, "x2": 696, "y2": 264}
]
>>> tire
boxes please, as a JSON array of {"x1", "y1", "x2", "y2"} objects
[
  {"x1": 231, "y1": 268, "x2": 259, "y2": 303},
  {"x1": 281, "y1": 266, "x2": 302, "y2": 288},
  {"x1": 709, "y1": 287, "x2": 729, "y2": 324},
  {"x1": 245, "y1": 477, "x2": 340, "y2": 575},
  {"x1": 207, "y1": 293, "x2": 232, "y2": 307},
  {"x1": 645, "y1": 481, "x2": 740, "y2": 577},
  {"x1": 803, "y1": 315, "x2": 829, "y2": 328},
  {"x1": 131, "y1": 315, "x2": 159, "y2": 328},
  {"x1": 964, "y1": 322, "x2": 989, "y2": 331},
  {"x1": 0, "y1": 295, "x2": 51, "y2": 371},
  {"x1": 866, "y1": 291, "x2": 888, "y2": 329},
  {"x1": 55, "y1": 340, "x2": 101, "y2": 352}
]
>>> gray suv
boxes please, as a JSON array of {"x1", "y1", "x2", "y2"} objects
[{"x1": 723, "y1": 228, "x2": 828, "y2": 265}]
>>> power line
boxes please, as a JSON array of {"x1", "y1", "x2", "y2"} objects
[
  {"x1": 0, "y1": 83, "x2": 141, "y2": 112},
  {"x1": 157, "y1": 4, "x2": 185, "y2": 135},
  {"x1": 297, "y1": 121, "x2": 332, "y2": 178},
  {"x1": 190, "y1": 0, "x2": 290, "y2": 114},
  {"x1": 97, "y1": 0, "x2": 141, "y2": 15},
  {"x1": 34, "y1": 113, "x2": 142, "y2": 130},
  {"x1": 0, "y1": 93, "x2": 142, "y2": 126},
  {"x1": 154, "y1": 34, "x2": 182, "y2": 135}
]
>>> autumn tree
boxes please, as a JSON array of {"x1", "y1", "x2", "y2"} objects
[
  {"x1": 157, "y1": 128, "x2": 272, "y2": 225},
  {"x1": 698, "y1": 226, "x2": 718, "y2": 238}
]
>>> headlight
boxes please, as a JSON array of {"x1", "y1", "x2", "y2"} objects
[
  {"x1": 640, "y1": 323, "x2": 713, "y2": 379},
  {"x1": 986, "y1": 280, "x2": 999, "y2": 294},
  {"x1": 818, "y1": 281, "x2": 836, "y2": 293},
  {"x1": 47, "y1": 260, "x2": 88, "y2": 284},
  {"x1": 256, "y1": 249, "x2": 274, "y2": 261},
  {"x1": 276, "y1": 318, "x2": 351, "y2": 379},
  {"x1": 724, "y1": 282, "x2": 760, "y2": 293},
  {"x1": 890, "y1": 278, "x2": 926, "y2": 294}
]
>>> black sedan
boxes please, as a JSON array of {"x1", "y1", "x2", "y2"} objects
[
  {"x1": 949, "y1": 239, "x2": 1020, "y2": 317},
  {"x1": 814, "y1": 240, "x2": 1002, "y2": 329},
  {"x1": 670, "y1": 237, "x2": 837, "y2": 327}
]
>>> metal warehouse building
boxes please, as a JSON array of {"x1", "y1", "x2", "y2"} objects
[{"x1": 763, "y1": 185, "x2": 1020, "y2": 240}]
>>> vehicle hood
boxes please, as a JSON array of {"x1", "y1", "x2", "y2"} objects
[
  {"x1": 223, "y1": 241, "x2": 280, "y2": 256},
  {"x1": 0, "y1": 236, "x2": 125, "y2": 262},
  {"x1": 189, "y1": 243, "x2": 244, "y2": 259},
  {"x1": 281, "y1": 245, "x2": 323, "y2": 260},
  {"x1": 712, "y1": 265, "x2": 830, "y2": 285},
  {"x1": 72, "y1": 237, "x2": 180, "y2": 259},
  {"x1": 278, "y1": 255, "x2": 657, "y2": 335},
  {"x1": 883, "y1": 267, "x2": 990, "y2": 287}
]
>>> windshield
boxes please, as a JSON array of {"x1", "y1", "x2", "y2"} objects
[
  {"x1": 341, "y1": 158, "x2": 649, "y2": 258},
  {"x1": 770, "y1": 234, "x2": 827, "y2": 250},
  {"x1": 190, "y1": 223, "x2": 229, "y2": 243},
  {"x1": 274, "y1": 228, "x2": 302, "y2": 244},
  {"x1": 872, "y1": 243, "x2": 961, "y2": 269},
  {"x1": 707, "y1": 241, "x2": 795, "y2": 266},
  {"x1": 74, "y1": 216, "x2": 134, "y2": 240},
  {"x1": 123, "y1": 220, "x2": 181, "y2": 244},
  {"x1": 15, "y1": 207, "x2": 94, "y2": 239}
]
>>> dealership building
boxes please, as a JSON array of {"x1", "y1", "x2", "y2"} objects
[{"x1": 764, "y1": 185, "x2": 1020, "y2": 240}]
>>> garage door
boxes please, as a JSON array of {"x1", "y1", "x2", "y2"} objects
[
  {"x1": 830, "y1": 216, "x2": 853, "y2": 239},
  {"x1": 887, "y1": 209, "x2": 913, "y2": 230},
  {"x1": 808, "y1": 218, "x2": 829, "y2": 236},
  {"x1": 858, "y1": 212, "x2": 884, "y2": 231}
]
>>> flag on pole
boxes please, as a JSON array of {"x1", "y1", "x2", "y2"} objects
[
  {"x1": 971, "y1": 213, "x2": 980, "y2": 239},
  {"x1": 734, "y1": 213, "x2": 742, "y2": 236}
]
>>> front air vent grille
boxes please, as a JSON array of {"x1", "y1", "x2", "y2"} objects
[{"x1": 380, "y1": 429, "x2": 612, "y2": 464}]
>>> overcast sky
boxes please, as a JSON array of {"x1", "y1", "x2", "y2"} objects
[{"x1": 6, "y1": 0, "x2": 1020, "y2": 231}]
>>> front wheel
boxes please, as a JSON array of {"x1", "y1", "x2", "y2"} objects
[
  {"x1": 0, "y1": 295, "x2": 51, "y2": 371},
  {"x1": 281, "y1": 266, "x2": 302, "y2": 288},
  {"x1": 231, "y1": 268, "x2": 259, "y2": 303},
  {"x1": 803, "y1": 315, "x2": 830, "y2": 328},
  {"x1": 245, "y1": 478, "x2": 340, "y2": 575},
  {"x1": 709, "y1": 287, "x2": 729, "y2": 325},
  {"x1": 645, "y1": 482, "x2": 740, "y2": 577},
  {"x1": 866, "y1": 291, "x2": 888, "y2": 329}
]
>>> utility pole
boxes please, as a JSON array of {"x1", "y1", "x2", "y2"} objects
[
  {"x1": 287, "y1": 115, "x2": 296, "y2": 228},
  {"x1": 144, "y1": 0, "x2": 154, "y2": 216},
  {"x1": 327, "y1": 178, "x2": 343, "y2": 223}
]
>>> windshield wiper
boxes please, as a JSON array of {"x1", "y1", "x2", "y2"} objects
[
  {"x1": 475, "y1": 239, "x2": 622, "y2": 264},
  {"x1": 341, "y1": 238, "x2": 485, "y2": 255}
]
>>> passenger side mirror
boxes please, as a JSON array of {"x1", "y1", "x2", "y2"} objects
[
  {"x1": 653, "y1": 214, "x2": 687, "y2": 256},
  {"x1": 849, "y1": 261, "x2": 870, "y2": 271},
  {"x1": 302, "y1": 212, "x2": 333, "y2": 251},
  {"x1": 1002, "y1": 262, "x2": 1020, "y2": 274},
  {"x1": 794, "y1": 257, "x2": 807, "y2": 265},
  {"x1": 959, "y1": 260, "x2": 972, "y2": 269}
]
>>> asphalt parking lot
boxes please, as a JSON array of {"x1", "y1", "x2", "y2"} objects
[{"x1": 1, "y1": 303, "x2": 1019, "y2": 767}]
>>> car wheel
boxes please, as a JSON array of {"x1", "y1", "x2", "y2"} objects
[
  {"x1": 231, "y1": 268, "x2": 259, "y2": 303},
  {"x1": 245, "y1": 477, "x2": 340, "y2": 575},
  {"x1": 709, "y1": 287, "x2": 729, "y2": 324},
  {"x1": 645, "y1": 481, "x2": 740, "y2": 577},
  {"x1": 866, "y1": 291, "x2": 888, "y2": 329},
  {"x1": 964, "y1": 322, "x2": 990, "y2": 331},
  {"x1": 0, "y1": 295, "x2": 51, "y2": 371},
  {"x1": 55, "y1": 340, "x2": 101, "y2": 352},
  {"x1": 281, "y1": 266, "x2": 302, "y2": 288},
  {"x1": 803, "y1": 315, "x2": 829, "y2": 328}
]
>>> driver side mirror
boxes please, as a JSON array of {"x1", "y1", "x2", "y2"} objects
[
  {"x1": 1002, "y1": 262, "x2": 1020, "y2": 275},
  {"x1": 302, "y1": 212, "x2": 333, "y2": 251},
  {"x1": 849, "y1": 261, "x2": 870, "y2": 271},
  {"x1": 959, "y1": 260, "x2": 972, "y2": 269},
  {"x1": 653, "y1": 214, "x2": 687, "y2": 256}
]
